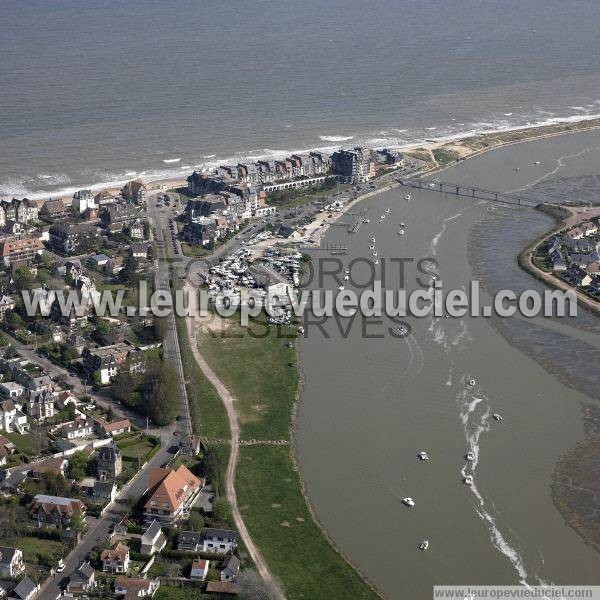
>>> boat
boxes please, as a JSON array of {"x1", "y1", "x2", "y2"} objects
[
  {"x1": 344, "y1": 269, "x2": 350, "y2": 274},
  {"x1": 403, "y1": 497, "x2": 415, "y2": 507},
  {"x1": 338, "y1": 285, "x2": 345, "y2": 291},
  {"x1": 297, "y1": 326, "x2": 305, "y2": 334},
  {"x1": 463, "y1": 475, "x2": 473, "y2": 485},
  {"x1": 468, "y1": 379, "x2": 476, "y2": 387},
  {"x1": 419, "y1": 540, "x2": 429, "y2": 551},
  {"x1": 515, "y1": 167, "x2": 520, "y2": 171},
  {"x1": 400, "y1": 222, "x2": 405, "y2": 227},
  {"x1": 533, "y1": 161, "x2": 540, "y2": 165},
  {"x1": 369, "y1": 245, "x2": 375, "y2": 250},
  {"x1": 372, "y1": 251, "x2": 378, "y2": 257},
  {"x1": 371, "y1": 237, "x2": 376, "y2": 243},
  {"x1": 343, "y1": 275, "x2": 350, "y2": 281},
  {"x1": 405, "y1": 194, "x2": 411, "y2": 200},
  {"x1": 373, "y1": 259, "x2": 379, "y2": 264},
  {"x1": 417, "y1": 451, "x2": 429, "y2": 461},
  {"x1": 380, "y1": 214, "x2": 386, "y2": 219},
  {"x1": 385, "y1": 208, "x2": 390, "y2": 213},
  {"x1": 465, "y1": 451, "x2": 475, "y2": 461},
  {"x1": 493, "y1": 413, "x2": 503, "y2": 421},
  {"x1": 398, "y1": 230, "x2": 404, "y2": 236},
  {"x1": 363, "y1": 218, "x2": 370, "y2": 223},
  {"x1": 396, "y1": 326, "x2": 408, "y2": 335}
]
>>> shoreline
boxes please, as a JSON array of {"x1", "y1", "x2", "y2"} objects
[{"x1": 15, "y1": 115, "x2": 600, "y2": 206}]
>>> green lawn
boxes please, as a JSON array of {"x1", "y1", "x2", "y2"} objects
[
  {"x1": 192, "y1": 315, "x2": 379, "y2": 599},
  {"x1": 236, "y1": 445, "x2": 378, "y2": 600},
  {"x1": 2, "y1": 536, "x2": 65, "y2": 564},
  {"x1": 5, "y1": 431, "x2": 48, "y2": 456},
  {"x1": 154, "y1": 586, "x2": 212, "y2": 600},
  {"x1": 117, "y1": 434, "x2": 159, "y2": 461},
  {"x1": 176, "y1": 317, "x2": 230, "y2": 440},
  {"x1": 195, "y1": 316, "x2": 298, "y2": 440}
]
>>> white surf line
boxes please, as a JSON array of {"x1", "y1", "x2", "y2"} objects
[
  {"x1": 458, "y1": 386, "x2": 529, "y2": 584},
  {"x1": 513, "y1": 145, "x2": 600, "y2": 192}
]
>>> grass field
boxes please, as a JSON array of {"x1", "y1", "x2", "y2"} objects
[
  {"x1": 3, "y1": 536, "x2": 65, "y2": 564},
  {"x1": 194, "y1": 316, "x2": 298, "y2": 441},
  {"x1": 154, "y1": 586, "x2": 212, "y2": 600},
  {"x1": 192, "y1": 315, "x2": 379, "y2": 599},
  {"x1": 5, "y1": 431, "x2": 48, "y2": 456},
  {"x1": 236, "y1": 445, "x2": 378, "y2": 600}
]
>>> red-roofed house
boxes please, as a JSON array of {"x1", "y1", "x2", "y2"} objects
[
  {"x1": 143, "y1": 465, "x2": 203, "y2": 525},
  {"x1": 101, "y1": 542, "x2": 130, "y2": 573}
]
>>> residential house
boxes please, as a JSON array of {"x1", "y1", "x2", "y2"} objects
[
  {"x1": 30, "y1": 457, "x2": 68, "y2": 479},
  {"x1": 90, "y1": 480, "x2": 117, "y2": 505},
  {"x1": 1, "y1": 238, "x2": 44, "y2": 268},
  {"x1": 190, "y1": 558, "x2": 209, "y2": 581},
  {"x1": 177, "y1": 530, "x2": 202, "y2": 552},
  {"x1": 0, "y1": 400, "x2": 28, "y2": 433},
  {"x1": 121, "y1": 180, "x2": 147, "y2": 204},
  {"x1": 106, "y1": 256, "x2": 125, "y2": 275},
  {"x1": 140, "y1": 520, "x2": 167, "y2": 556},
  {"x1": 219, "y1": 555, "x2": 240, "y2": 581},
  {"x1": 82, "y1": 343, "x2": 143, "y2": 385},
  {"x1": 94, "y1": 190, "x2": 118, "y2": 207},
  {"x1": 0, "y1": 296, "x2": 15, "y2": 321},
  {"x1": 183, "y1": 217, "x2": 218, "y2": 246},
  {"x1": 114, "y1": 577, "x2": 160, "y2": 598},
  {"x1": 30, "y1": 494, "x2": 86, "y2": 529},
  {"x1": 72, "y1": 190, "x2": 97, "y2": 214},
  {"x1": 0, "y1": 434, "x2": 16, "y2": 456},
  {"x1": 143, "y1": 465, "x2": 203, "y2": 525},
  {"x1": 88, "y1": 253, "x2": 110, "y2": 269},
  {"x1": 129, "y1": 220, "x2": 145, "y2": 240},
  {"x1": 95, "y1": 441, "x2": 123, "y2": 480},
  {"x1": 61, "y1": 417, "x2": 93, "y2": 440},
  {"x1": 130, "y1": 243, "x2": 148, "y2": 260},
  {"x1": 205, "y1": 581, "x2": 237, "y2": 596},
  {"x1": 0, "y1": 547, "x2": 24, "y2": 578},
  {"x1": 94, "y1": 418, "x2": 131, "y2": 438},
  {"x1": 202, "y1": 528, "x2": 238, "y2": 555},
  {"x1": 66, "y1": 562, "x2": 96, "y2": 595},
  {"x1": 39, "y1": 199, "x2": 69, "y2": 222},
  {"x1": 0, "y1": 382, "x2": 24, "y2": 399},
  {"x1": 8, "y1": 576, "x2": 39, "y2": 600},
  {"x1": 49, "y1": 223, "x2": 99, "y2": 255},
  {"x1": 101, "y1": 542, "x2": 130, "y2": 573},
  {"x1": 26, "y1": 390, "x2": 55, "y2": 421}
]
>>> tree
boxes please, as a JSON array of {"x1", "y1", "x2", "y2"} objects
[
  {"x1": 6, "y1": 311, "x2": 23, "y2": 331},
  {"x1": 144, "y1": 360, "x2": 178, "y2": 425},
  {"x1": 120, "y1": 255, "x2": 139, "y2": 286},
  {"x1": 13, "y1": 266, "x2": 34, "y2": 292},
  {"x1": 236, "y1": 570, "x2": 284, "y2": 600},
  {"x1": 70, "y1": 512, "x2": 86, "y2": 534},
  {"x1": 187, "y1": 510, "x2": 204, "y2": 532},
  {"x1": 67, "y1": 451, "x2": 91, "y2": 480}
]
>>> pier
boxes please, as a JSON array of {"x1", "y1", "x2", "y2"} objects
[{"x1": 398, "y1": 179, "x2": 540, "y2": 208}]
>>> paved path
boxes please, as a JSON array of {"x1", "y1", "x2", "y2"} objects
[{"x1": 185, "y1": 306, "x2": 282, "y2": 597}]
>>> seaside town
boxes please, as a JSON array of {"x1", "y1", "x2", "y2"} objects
[
  {"x1": 0, "y1": 133, "x2": 598, "y2": 599},
  {"x1": 0, "y1": 145, "x2": 414, "y2": 600}
]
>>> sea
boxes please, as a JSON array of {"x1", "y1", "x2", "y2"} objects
[{"x1": 3, "y1": 0, "x2": 600, "y2": 199}]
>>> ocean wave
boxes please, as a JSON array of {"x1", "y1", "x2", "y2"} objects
[
  {"x1": 6, "y1": 110, "x2": 600, "y2": 202},
  {"x1": 162, "y1": 158, "x2": 181, "y2": 164},
  {"x1": 319, "y1": 135, "x2": 354, "y2": 142}
]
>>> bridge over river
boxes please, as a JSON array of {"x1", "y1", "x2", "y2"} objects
[{"x1": 398, "y1": 178, "x2": 541, "y2": 208}]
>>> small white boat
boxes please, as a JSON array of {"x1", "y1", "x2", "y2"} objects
[
  {"x1": 398, "y1": 230, "x2": 405, "y2": 236},
  {"x1": 385, "y1": 208, "x2": 390, "y2": 213},
  {"x1": 515, "y1": 167, "x2": 520, "y2": 171},
  {"x1": 444, "y1": 314, "x2": 450, "y2": 319},
  {"x1": 463, "y1": 475, "x2": 473, "y2": 485},
  {"x1": 533, "y1": 161, "x2": 540, "y2": 165},
  {"x1": 403, "y1": 497, "x2": 415, "y2": 507},
  {"x1": 405, "y1": 194, "x2": 411, "y2": 200},
  {"x1": 465, "y1": 451, "x2": 475, "y2": 461},
  {"x1": 343, "y1": 275, "x2": 350, "y2": 281},
  {"x1": 369, "y1": 245, "x2": 375, "y2": 250},
  {"x1": 400, "y1": 222, "x2": 405, "y2": 227},
  {"x1": 344, "y1": 269, "x2": 350, "y2": 274},
  {"x1": 373, "y1": 259, "x2": 379, "y2": 264},
  {"x1": 363, "y1": 218, "x2": 370, "y2": 223},
  {"x1": 417, "y1": 451, "x2": 429, "y2": 461},
  {"x1": 297, "y1": 326, "x2": 305, "y2": 334},
  {"x1": 380, "y1": 214, "x2": 386, "y2": 220},
  {"x1": 372, "y1": 251, "x2": 378, "y2": 257},
  {"x1": 493, "y1": 413, "x2": 503, "y2": 421},
  {"x1": 338, "y1": 285, "x2": 345, "y2": 291},
  {"x1": 468, "y1": 379, "x2": 476, "y2": 387},
  {"x1": 419, "y1": 540, "x2": 429, "y2": 551},
  {"x1": 370, "y1": 237, "x2": 376, "y2": 243}
]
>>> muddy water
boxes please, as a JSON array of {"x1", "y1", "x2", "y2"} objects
[{"x1": 296, "y1": 130, "x2": 600, "y2": 599}]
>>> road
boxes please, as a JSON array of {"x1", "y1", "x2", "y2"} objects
[{"x1": 38, "y1": 438, "x2": 177, "y2": 600}]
